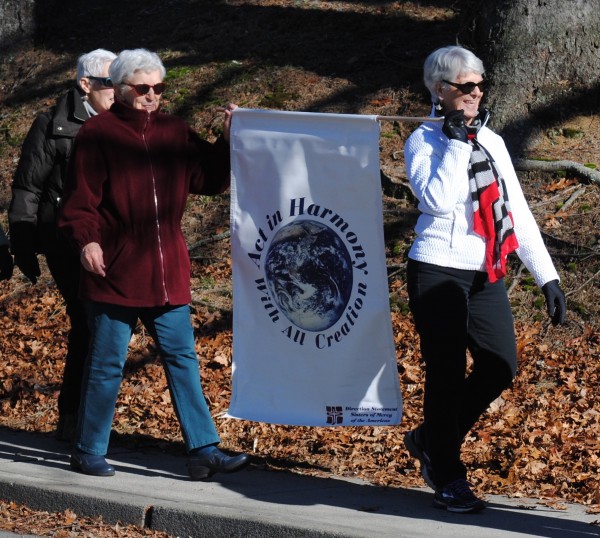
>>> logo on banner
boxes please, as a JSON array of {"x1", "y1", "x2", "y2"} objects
[
  {"x1": 248, "y1": 196, "x2": 369, "y2": 349},
  {"x1": 326, "y1": 406, "x2": 344, "y2": 425}
]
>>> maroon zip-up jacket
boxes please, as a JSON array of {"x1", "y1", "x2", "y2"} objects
[{"x1": 58, "y1": 100, "x2": 230, "y2": 307}]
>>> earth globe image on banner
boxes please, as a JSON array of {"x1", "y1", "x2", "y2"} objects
[{"x1": 265, "y1": 219, "x2": 353, "y2": 331}]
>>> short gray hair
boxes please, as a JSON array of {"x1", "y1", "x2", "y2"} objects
[
  {"x1": 108, "y1": 48, "x2": 166, "y2": 85},
  {"x1": 423, "y1": 45, "x2": 485, "y2": 101},
  {"x1": 76, "y1": 48, "x2": 117, "y2": 85}
]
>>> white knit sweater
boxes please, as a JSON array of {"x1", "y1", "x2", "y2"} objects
[{"x1": 404, "y1": 121, "x2": 559, "y2": 287}]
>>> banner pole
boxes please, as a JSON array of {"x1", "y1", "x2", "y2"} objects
[
  {"x1": 376, "y1": 115, "x2": 444, "y2": 122},
  {"x1": 224, "y1": 108, "x2": 444, "y2": 123}
]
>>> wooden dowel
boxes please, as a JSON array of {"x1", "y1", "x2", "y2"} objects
[
  {"x1": 376, "y1": 115, "x2": 444, "y2": 122},
  {"x1": 224, "y1": 108, "x2": 444, "y2": 123}
]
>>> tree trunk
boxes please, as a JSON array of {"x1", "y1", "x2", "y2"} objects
[
  {"x1": 463, "y1": 0, "x2": 600, "y2": 155},
  {"x1": 0, "y1": 0, "x2": 35, "y2": 51}
]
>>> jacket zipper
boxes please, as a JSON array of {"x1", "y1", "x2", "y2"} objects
[{"x1": 142, "y1": 114, "x2": 169, "y2": 304}]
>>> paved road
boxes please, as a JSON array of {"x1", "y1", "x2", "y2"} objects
[{"x1": 0, "y1": 427, "x2": 598, "y2": 538}]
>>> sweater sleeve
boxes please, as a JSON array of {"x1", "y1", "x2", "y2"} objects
[
  {"x1": 483, "y1": 131, "x2": 560, "y2": 287},
  {"x1": 8, "y1": 112, "x2": 55, "y2": 254},
  {"x1": 57, "y1": 124, "x2": 105, "y2": 251},
  {"x1": 188, "y1": 130, "x2": 231, "y2": 196},
  {"x1": 404, "y1": 126, "x2": 472, "y2": 216}
]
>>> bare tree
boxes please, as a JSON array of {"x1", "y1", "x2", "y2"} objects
[
  {"x1": 0, "y1": 0, "x2": 35, "y2": 51},
  {"x1": 462, "y1": 0, "x2": 600, "y2": 156}
]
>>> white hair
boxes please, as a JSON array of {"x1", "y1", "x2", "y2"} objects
[
  {"x1": 108, "y1": 48, "x2": 166, "y2": 85},
  {"x1": 423, "y1": 45, "x2": 485, "y2": 101},
  {"x1": 76, "y1": 48, "x2": 117, "y2": 85}
]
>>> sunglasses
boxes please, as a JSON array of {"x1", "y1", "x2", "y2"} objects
[
  {"x1": 124, "y1": 82, "x2": 166, "y2": 95},
  {"x1": 87, "y1": 76, "x2": 113, "y2": 88},
  {"x1": 443, "y1": 79, "x2": 487, "y2": 94}
]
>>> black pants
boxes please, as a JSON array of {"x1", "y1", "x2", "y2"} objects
[
  {"x1": 45, "y1": 239, "x2": 89, "y2": 417},
  {"x1": 407, "y1": 259, "x2": 517, "y2": 487}
]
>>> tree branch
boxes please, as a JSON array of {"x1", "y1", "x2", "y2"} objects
[
  {"x1": 556, "y1": 185, "x2": 587, "y2": 213},
  {"x1": 507, "y1": 263, "x2": 526, "y2": 296},
  {"x1": 515, "y1": 159, "x2": 600, "y2": 186},
  {"x1": 188, "y1": 230, "x2": 231, "y2": 252},
  {"x1": 565, "y1": 267, "x2": 600, "y2": 298}
]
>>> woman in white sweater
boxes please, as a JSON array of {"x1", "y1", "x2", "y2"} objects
[{"x1": 403, "y1": 45, "x2": 566, "y2": 513}]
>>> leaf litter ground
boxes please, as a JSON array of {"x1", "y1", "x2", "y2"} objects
[{"x1": 0, "y1": 1, "x2": 598, "y2": 536}]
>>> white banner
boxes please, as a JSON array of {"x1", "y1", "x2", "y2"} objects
[{"x1": 227, "y1": 108, "x2": 402, "y2": 426}]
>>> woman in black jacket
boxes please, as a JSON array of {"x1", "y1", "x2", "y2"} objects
[{"x1": 8, "y1": 48, "x2": 116, "y2": 441}]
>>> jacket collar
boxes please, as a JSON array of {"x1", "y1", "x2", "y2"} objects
[
  {"x1": 51, "y1": 87, "x2": 88, "y2": 137},
  {"x1": 110, "y1": 100, "x2": 159, "y2": 133},
  {"x1": 72, "y1": 87, "x2": 90, "y2": 122}
]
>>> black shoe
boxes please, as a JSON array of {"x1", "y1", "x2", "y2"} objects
[
  {"x1": 70, "y1": 450, "x2": 115, "y2": 477},
  {"x1": 433, "y1": 478, "x2": 486, "y2": 513},
  {"x1": 187, "y1": 446, "x2": 250, "y2": 480},
  {"x1": 55, "y1": 413, "x2": 77, "y2": 443},
  {"x1": 404, "y1": 428, "x2": 436, "y2": 489}
]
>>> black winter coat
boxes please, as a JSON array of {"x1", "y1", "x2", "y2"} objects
[{"x1": 9, "y1": 88, "x2": 89, "y2": 255}]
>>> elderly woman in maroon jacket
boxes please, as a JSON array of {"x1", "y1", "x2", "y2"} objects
[{"x1": 59, "y1": 48, "x2": 249, "y2": 479}]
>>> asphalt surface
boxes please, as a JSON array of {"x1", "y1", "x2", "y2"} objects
[{"x1": 0, "y1": 427, "x2": 598, "y2": 538}]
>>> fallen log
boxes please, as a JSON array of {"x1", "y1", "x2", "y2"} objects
[{"x1": 515, "y1": 159, "x2": 600, "y2": 186}]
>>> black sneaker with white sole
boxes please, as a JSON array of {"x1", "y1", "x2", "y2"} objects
[{"x1": 433, "y1": 478, "x2": 486, "y2": 513}]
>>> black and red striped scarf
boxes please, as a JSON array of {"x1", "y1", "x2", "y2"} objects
[{"x1": 467, "y1": 133, "x2": 519, "y2": 282}]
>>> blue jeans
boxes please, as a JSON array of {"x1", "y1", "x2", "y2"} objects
[
  {"x1": 76, "y1": 302, "x2": 220, "y2": 456},
  {"x1": 407, "y1": 259, "x2": 517, "y2": 487}
]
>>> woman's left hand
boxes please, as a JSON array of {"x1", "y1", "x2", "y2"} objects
[
  {"x1": 542, "y1": 279, "x2": 567, "y2": 325},
  {"x1": 223, "y1": 103, "x2": 238, "y2": 142}
]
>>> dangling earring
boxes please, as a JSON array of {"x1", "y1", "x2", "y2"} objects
[{"x1": 434, "y1": 101, "x2": 443, "y2": 116}]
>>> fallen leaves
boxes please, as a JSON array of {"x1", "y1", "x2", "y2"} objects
[
  {"x1": 0, "y1": 501, "x2": 172, "y2": 537},
  {"x1": 0, "y1": 221, "x2": 597, "y2": 537},
  {"x1": 545, "y1": 178, "x2": 579, "y2": 192},
  {"x1": 4, "y1": 283, "x2": 597, "y2": 515}
]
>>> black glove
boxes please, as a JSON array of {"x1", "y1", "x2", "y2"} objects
[
  {"x1": 442, "y1": 109, "x2": 468, "y2": 143},
  {"x1": 14, "y1": 251, "x2": 40, "y2": 284},
  {"x1": 542, "y1": 279, "x2": 566, "y2": 326},
  {"x1": 0, "y1": 245, "x2": 13, "y2": 281}
]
